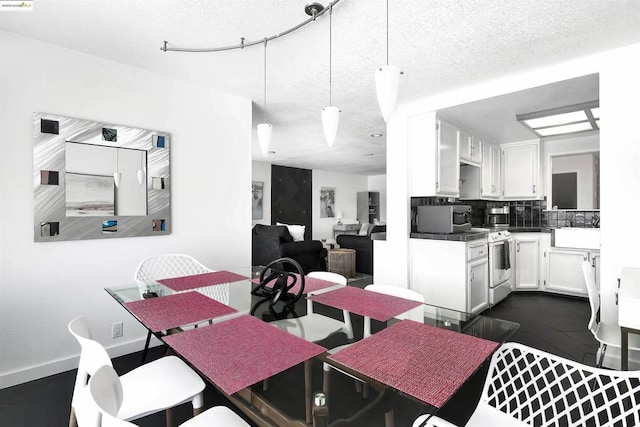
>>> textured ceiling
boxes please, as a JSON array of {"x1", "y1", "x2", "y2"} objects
[{"x1": 2, "y1": 0, "x2": 639, "y2": 174}]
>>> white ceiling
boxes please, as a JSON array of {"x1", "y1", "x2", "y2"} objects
[{"x1": 2, "y1": 1, "x2": 639, "y2": 175}]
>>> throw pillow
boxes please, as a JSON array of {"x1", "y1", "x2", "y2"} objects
[
  {"x1": 358, "y1": 223, "x2": 370, "y2": 236},
  {"x1": 276, "y1": 222, "x2": 306, "y2": 242}
]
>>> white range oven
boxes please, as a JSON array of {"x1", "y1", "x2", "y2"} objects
[{"x1": 473, "y1": 228, "x2": 514, "y2": 306}]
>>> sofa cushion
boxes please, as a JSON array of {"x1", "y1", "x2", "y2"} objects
[{"x1": 276, "y1": 222, "x2": 305, "y2": 242}]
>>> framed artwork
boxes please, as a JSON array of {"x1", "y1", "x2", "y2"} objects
[
  {"x1": 252, "y1": 181, "x2": 263, "y2": 219},
  {"x1": 65, "y1": 173, "x2": 115, "y2": 216},
  {"x1": 320, "y1": 187, "x2": 335, "y2": 218}
]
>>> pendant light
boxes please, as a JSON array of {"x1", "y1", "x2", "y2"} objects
[
  {"x1": 257, "y1": 38, "x2": 272, "y2": 156},
  {"x1": 113, "y1": 147, "x2": 121, "y2": 187},
  {"x1": 375, "y1": 0, "x2": 401, "y2": 122},
  {"x1": 321, "y1": 4, "x2": 340, "y2": 147},
  {"x1": 136, "y1": 151, "x2": 145, "y2": 185}
]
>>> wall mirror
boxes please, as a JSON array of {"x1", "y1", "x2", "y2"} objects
[{"x1": 33, "y1": 113, "x2": 171, "y2": 241}]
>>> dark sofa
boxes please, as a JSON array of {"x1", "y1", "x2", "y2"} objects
[
  {"x1": 252, "y1": 224, "x2": 327, "y2": 274},
  {"x1": 336, "y1": 225, "x2": 385, "y2": 275}
]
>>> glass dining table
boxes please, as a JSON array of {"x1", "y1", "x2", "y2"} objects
[{"x1": 105, "y1": 266, "x2": 519, "y2": 427}]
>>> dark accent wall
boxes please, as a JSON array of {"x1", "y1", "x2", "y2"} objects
[{"x1": 271, "y1": 165, "x2": 312, "y2": 240}]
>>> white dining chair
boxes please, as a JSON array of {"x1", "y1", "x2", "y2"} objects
[
  {"x1": 68, "y1": 316, "x2": 205, "y2": 427},
  {"x1": 268, "y1": 270, "x2": 354, "y2": 343},
  {"x1": 84, "y1": 364, "x2": 249, "y2": 427},
  {"x1": 322, "y1": 284, "x2": 424, "y2": 424},
  {"x1": 413, "y1": 342, "x2": 640, "y2": 427},
  {"x1": 134, "y1": 254, "x2": 227, "y2": 362},
  {"x1": 582, "y1": 261, "x2": 640, "y2": 368}
]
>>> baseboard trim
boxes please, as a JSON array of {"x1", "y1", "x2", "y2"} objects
[{"x1": 0, "y1": 336, "x2": 162, "y2": 390}]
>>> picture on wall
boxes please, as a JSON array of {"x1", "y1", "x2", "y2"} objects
[
  {"x1": 66, "y1": 173, "x2": 115, "y2": 216},
  {"x1": 320, "y1": 187, "x2": 335, "y2": 218},
  {"x1": 252, "y1": 181, "x2": 263, "y2": 219}
]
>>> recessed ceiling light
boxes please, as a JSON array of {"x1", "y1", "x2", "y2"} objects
[
  {"x1": 516, "y1": 101, "x2": 599, "y2": 138},
  {"x1": 370, "y1": 133, "x2": 383, "y2": 138}
]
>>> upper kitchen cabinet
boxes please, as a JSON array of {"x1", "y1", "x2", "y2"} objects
[
  {"x1": 481, "y1": 142, "x2": 501, "y2": 199},
  {"x1": 459, "y1": 131, "x2": 482, "y2": 166},
  {"x1": 501, "y1": 140, "x2": 542, "y2": 199},
  {"x1": 410, "y1": 112, "x2": 459, "y2": 197}
]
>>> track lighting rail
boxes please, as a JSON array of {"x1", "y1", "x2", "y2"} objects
[{"x1": 160, "y1": 0, "x2": 342, "y2": 53}]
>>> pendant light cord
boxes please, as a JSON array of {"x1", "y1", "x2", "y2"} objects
[
  {"x1": 386, "y1": 0, "x2": 389, "y2": 66},
  {"x1": 263, "y1": 38, "x2": 267, "y2": 124},
  {"x1": 329, "y1": 5, "x2": 333, "y2": 106}
]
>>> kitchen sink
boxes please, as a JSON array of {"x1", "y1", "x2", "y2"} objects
[{"x1": 552, "y1": 227, "x2": 600, "y2": 250}]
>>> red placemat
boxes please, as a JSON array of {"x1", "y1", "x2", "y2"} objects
[
  {"x1": 329, "y1": 320, "x2": 499, "y2": 408},
  {"x1": 163, "y1": 315, "x2": 325, "y2": 395},
  {"x1": 124, "y1": 291, "x2": 238, "y2": 332},
  {"x1": 251, "y1": 273, "x2": 340, "y2": 295},
  {"x1": 308, "y1": 286, "x2": 423, "y2": 322},
  {"x1": 158, "y1": 271, "x2": 249, "y2": 292}
]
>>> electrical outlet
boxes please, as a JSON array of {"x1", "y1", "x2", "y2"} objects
[{"x1": 112, "y1": 321, "x2": 123, "y2": 338}]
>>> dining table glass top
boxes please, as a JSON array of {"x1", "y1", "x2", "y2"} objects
[{"x1": 105, "y1": 266, "x2": 519, "y2": 426}]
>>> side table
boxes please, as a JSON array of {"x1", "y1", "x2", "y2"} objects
[{"x1": 328, "y1": 248, "x2": 356, "y2": 279}]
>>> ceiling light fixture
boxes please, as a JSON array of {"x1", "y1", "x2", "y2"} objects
[
  {"x1": 257, "y1": 38, "x2": 272, "y2": 157},
  {"x1": 321, "y1": 4, "x2": 340, "y2": 147},
  {"x1": 375, "y1": 0, "x2": 401, "y2": 122},
  {"x1": 516, "y1": 101, "x2": 599, "y2": 138}
]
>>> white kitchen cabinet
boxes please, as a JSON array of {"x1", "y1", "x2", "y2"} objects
[
  {"x1": 481, "y1": 142, "x2": 501, "y2": 199},
  {"x1": 410, "y1": 237, "x2": 488, "y2": 314},
  {"x1": 468, "y1": 256, "x2": 489, "y2": 313},
  {"x1": 436, "y1": 120, "x2": 460, "y2": 196},
  {"x1": 459, "y1": 131, "x2": 482, "y2": 166},
  {"x1": 544, "y1": 248, "x2": 589, "y2": 296},
  {"x1": 409, "y1": 113, "x2": 459, "y2": 197},
  {"x1": 502, "y1": 141, "x2": 541, "y2": 199},
  {"x1": 512, "y1": 233, "x2": 540, "y2": 290}
]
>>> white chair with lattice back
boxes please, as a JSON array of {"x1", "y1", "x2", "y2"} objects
[
  {"x1": 413, "y1": 342, "x2": 640, "y2": 427},
  {"x1": 68, "y1": 316, "x2": 206, "y2": 427},
  {"x1": 84, "y1": 364, "x2": 249, "y2": 427},
  {"x1": 581, "y1": 261, "x2": 640, "y2": 368},
  {"x1": 134, "y1": 254, "x2": 227, "y2": 362}
]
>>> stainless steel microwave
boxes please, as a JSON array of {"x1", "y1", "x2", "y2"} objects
[{"x1": 416, "y1": 205, "x2": 472, "y2": 234}]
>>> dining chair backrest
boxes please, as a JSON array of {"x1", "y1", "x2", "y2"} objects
[
  {"x1": 68, "y1": 317, "x2": 115, "y2": 426},
  {"x1": 134, "y1": 254, "x2": 211, "y2": 284},
  {"x1": 307, "y1": 271, "x2": 347, "y2": 313},
  {"x1": 477, "y1": 342, "x2": 640, "y2": 426},
  {"x1": 362, "y1": 285, "x2": 424, "y2": 338},
  {"x1": 88, "y1": 364, "x2": 134, "y2": 427},
  {"x1": 365, "y1": 284, "x2": 425, "y2": 322},
  {"x1": 581, "y1": 260, "x2": 599, "y2": 335}
]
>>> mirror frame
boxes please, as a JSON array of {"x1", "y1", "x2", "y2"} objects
[{"x1": 33, "y1": 112, "x2": 171, "y2": 241}]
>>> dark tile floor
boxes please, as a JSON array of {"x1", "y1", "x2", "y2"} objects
[{"x1": 0, "y1": 292, "x2": 598, "y2": 427}]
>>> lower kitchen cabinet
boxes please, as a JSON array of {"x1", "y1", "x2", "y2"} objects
[
  {"x1": 512, "y1": 233, "x2": 541, "y2": 290},
  {"x1": 410, "y1": 237, "x2": 488, "y2": 314},
  {"x1": 543, "y1": 248, "x2": 596, "y2": 297}
]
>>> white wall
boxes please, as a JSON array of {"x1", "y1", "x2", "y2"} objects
[{"x1": 0, "y1": 30, "x2": 252, "y2": 388}]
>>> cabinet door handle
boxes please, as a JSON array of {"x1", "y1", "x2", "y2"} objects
[
  {"x1": 516, "y1": 242, "x2": 520, "y2": 252},
  {"x1": 533, "y1": 184, "x2": 536, "y2": 193}
]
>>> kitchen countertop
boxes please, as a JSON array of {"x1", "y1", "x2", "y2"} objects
[{"x1": 410, "y1": 230, "x2": 488, "y2": 242}]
